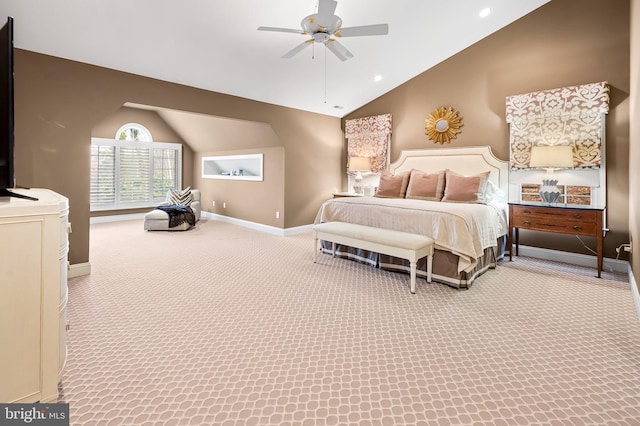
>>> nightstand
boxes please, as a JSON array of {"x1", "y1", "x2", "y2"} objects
[{"x1": 508, "y1": 203, "x2": 605, "y2": 277}]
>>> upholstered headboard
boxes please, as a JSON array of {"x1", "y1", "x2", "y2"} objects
[{"x1": 388, "y1": 146, "x2": 509, "y2": 200}]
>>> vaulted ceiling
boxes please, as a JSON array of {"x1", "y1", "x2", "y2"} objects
[{"x1": 1, "y1": 0, "x2": 549, "y2": 118}]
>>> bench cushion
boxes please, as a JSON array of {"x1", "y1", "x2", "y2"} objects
[{"x1": 313, "y1": 221, "x2": 433, "y2": 250}]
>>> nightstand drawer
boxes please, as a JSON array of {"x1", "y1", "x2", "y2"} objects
[
  {"x1": 511, "y1": 216, "x2": 598, "y2": 236},
  {"x1": 511, "y1": 205, "x2": 598, "y2": 224}
]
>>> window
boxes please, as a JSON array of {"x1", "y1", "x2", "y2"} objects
[
  {"x1": 115, "y1": 123, "x2": 153, "y2": 142},
  {"x1": 90, "y1": 124, "x2": 182, "y2": 211}
]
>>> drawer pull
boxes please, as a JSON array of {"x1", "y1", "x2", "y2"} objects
[
  {"x1": 573, "y1": 226, "x2": 582, "y2": 231},
  {"x1": 573, "y1": 214, "x2": 582, "y2": 219},
  {"x1": 523, "y1": 221, "x2": 531, "y2": 225},
  {"x1": 523, "y1": 209, "x2": 531, "y2": 214}
]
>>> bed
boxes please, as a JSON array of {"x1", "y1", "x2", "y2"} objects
[{"x1": 314, "y1": 146, "x2": 509, "y2": 288}]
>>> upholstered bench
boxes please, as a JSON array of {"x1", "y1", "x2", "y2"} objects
[
  {"x1": 144, "y1": 189, "x2": 202, "y2": 231},
  {"x1": 312, "y1": 221, "x2": 434, "y2": 294}
]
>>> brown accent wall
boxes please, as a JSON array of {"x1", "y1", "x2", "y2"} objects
[
  {"x1": 631, "y1": 0, "x2": 640, "y2": 291},
  {"x1": 13, "y1": 52, "x2": 342, "y2": 265},
  {"x1": 345, "y1": 0, "x2": 631, "y2": 262}
]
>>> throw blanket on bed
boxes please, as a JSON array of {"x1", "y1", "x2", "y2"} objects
[
  {"x1": 156, "y1": 205, "x2": 196, "y2": 228},
  {"x1": 314, "y1": 197, "x2": 507, "y2": 273}
]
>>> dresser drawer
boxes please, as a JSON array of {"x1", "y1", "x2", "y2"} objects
[{"x1": 511, "y1": 205, "x2": 598, "y2": 224}]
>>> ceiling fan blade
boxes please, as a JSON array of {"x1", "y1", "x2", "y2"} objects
[
  {"x1": 336, "y1": 24, "x2": 389, "y2": 37},
  {"x1": 282, "y1": 40, "x2": 313, "y2": 58},
  {"x1": 317, "y1": 0, "x2": 338, "y2": 18},
  {"x1": 325, "y1": 39, "x2": 354, "y2": 61},
  {"x1": 258, "y1": 26, "x2": 305, "y2": 34}
]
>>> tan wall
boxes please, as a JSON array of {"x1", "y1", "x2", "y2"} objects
[
  {"x1": 345, "y1": 0, "x2": 631, "y2": 261},
  {"x1": 631, "y1": 0, "x2": 640, "y2": 291},
  {"x1": 13, "y1": 51, "x2": 342, "y2": 265},
  {"x1": 195, "y1": 147, "x2": 285, "y2": 227}
]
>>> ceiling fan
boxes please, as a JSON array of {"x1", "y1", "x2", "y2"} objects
[{"x1": 257, "y1": 0, "x2": 389, "y2": 61}]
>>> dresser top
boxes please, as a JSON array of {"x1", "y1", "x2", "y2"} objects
[{"x1": 0, "y1": 188, "x2": 69, "y2": 216}]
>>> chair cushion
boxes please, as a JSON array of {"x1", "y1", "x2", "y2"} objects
[{"x1": 145, "y1": 209, "x2": 169, "y2": 220}]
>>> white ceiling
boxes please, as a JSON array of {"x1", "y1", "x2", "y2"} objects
[{"x1": 1, "y1": 0, "x2": 549, "y2": 118}]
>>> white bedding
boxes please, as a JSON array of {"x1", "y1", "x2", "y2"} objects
[{"x1": 314, "y1": 196, "x2": 508, "y2": 272}]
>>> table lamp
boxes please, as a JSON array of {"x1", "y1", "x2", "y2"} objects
[
  {"x1": 529, "y1": 145, "x2": 574, "y2": 203},
  {"x1": 348, "y1": 156, "x2": 371, "y2": 194}
]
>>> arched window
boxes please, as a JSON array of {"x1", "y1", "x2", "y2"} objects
[
  {"x1": 90, "y1": 123, "x2": 182, "y2": 211},
  {"x1": 115, "y1": 123, "x2": 153, "y2": 142}
]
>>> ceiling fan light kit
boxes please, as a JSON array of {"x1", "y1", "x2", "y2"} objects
[{"x1": 258, "y1": 0, "x2": 388, "y2": 61}]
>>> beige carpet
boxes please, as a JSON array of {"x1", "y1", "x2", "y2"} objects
[{"x1": 62, "y1": 219, "x2": 640, "y2": 425}]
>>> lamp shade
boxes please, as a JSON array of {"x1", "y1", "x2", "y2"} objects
[
  {"x1": 529, "y1": 145, "x2": 574, "y2": 169},
  {"x1": 348, "y1": 156, "x2": 371, "y2": 172}
]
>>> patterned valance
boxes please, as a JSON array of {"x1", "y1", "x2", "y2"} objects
[
  {"x1": 506, "y1": 82, "x2": 609, "y2": 170},
  {"x1": 345, "y1": 113, "x2": 392, "y2": 174}
]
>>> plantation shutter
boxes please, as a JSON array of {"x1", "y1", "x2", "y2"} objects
[
  {"x1": 90, "y1": 145, "x2": 116, "y2": 205},
  {"x1": 119, "y1": 147, "x2": 151, "y2": 203},
  {"x1": 153, "y1": 148, "x2": 178, "y2": 201}
]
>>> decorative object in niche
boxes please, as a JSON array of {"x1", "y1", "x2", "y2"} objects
[
  {"x1": 506, "y1": 82, "x2": 609, "y2": 170},
  {"x1": 425, "y1": 106, "x2": 463, "y2": 144}
]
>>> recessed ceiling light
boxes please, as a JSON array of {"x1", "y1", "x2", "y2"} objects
[
  {"x1": 374, "y1": 75, "x2": 383, "y2": 82},
  {"x1": 479, "y1": 8, "x2": 492, "y2": 18}
]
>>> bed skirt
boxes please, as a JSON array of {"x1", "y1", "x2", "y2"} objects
[{"x1": 320, "y1": 235, "x2": 506, "y2": 289}]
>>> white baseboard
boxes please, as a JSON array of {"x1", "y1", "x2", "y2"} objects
[
  {"x1": 202, "y1": 212, "x2": 313, "y2": 236},
  {"x1": 68, "y1": 262, "x2": 91, "y2": 278},
  {"x1": 629, "y1": 266, "x2": 640, "y2": 321},
  {"x1": 90, "y1": 213, "x2": 146, "y2": 224},
  {"x1": 514, "y1": 245, "x2": 629, "y2": 273}
]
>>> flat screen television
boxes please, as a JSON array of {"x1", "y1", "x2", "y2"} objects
[{"x1": 0, "y1": 16, "x2": 36, "y2": 200}]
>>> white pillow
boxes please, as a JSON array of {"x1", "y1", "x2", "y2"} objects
[{"x1": 482, "y1": 180, "x2": 505, "y2": 203}]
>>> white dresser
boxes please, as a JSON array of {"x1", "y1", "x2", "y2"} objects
[{"x1": 0, "y1": 188, "x2": 69, "y2": 403}]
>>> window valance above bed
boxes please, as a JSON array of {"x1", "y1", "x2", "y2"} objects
[
  {"x1": 345, "y1": 113, "x2": 392, "y2": 174},
  {"x1": 506, "y1": 81, "x2": 610, "y2": 170}
]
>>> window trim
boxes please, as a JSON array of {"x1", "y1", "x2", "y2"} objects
[{"x1": 90, "y1": 137, "x2": 182, "y2": 212}]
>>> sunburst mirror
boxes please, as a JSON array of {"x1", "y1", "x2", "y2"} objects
[{"x1": 425, "y1": 106, "x2": 463, "y2": 144}]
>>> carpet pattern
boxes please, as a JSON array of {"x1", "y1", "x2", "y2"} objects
[{"x1": 62, "y1": 219, "x2": 640, "y2": 425}]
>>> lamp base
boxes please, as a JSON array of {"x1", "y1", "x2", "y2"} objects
[{"x1": 539, "y1": 179, "x2": 561, "y2": 204}]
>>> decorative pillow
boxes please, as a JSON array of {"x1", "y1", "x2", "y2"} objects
[
  {"x1": 374, "y1": 171, "x2": 411, "y2": 198},
  {"x1": 441, "y1": 170, "x2": 490, "y2": 203},
  {"x1": 168, "y1": 187, "x2": 193, "y2": 206},
  {"x1": 405, "y1": 169, "x2": 446, "y2": 201}
]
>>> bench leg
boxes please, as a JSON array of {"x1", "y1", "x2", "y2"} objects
[
  {"x1": 426, "y1": 253, "x2": 433, "y2": 283},
  {"x1": 410, "y1": 261, "x2": 417, "y2": 294},
  {"x1": 332, "y1": 241, "x2": 336, "y2": 257}
]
